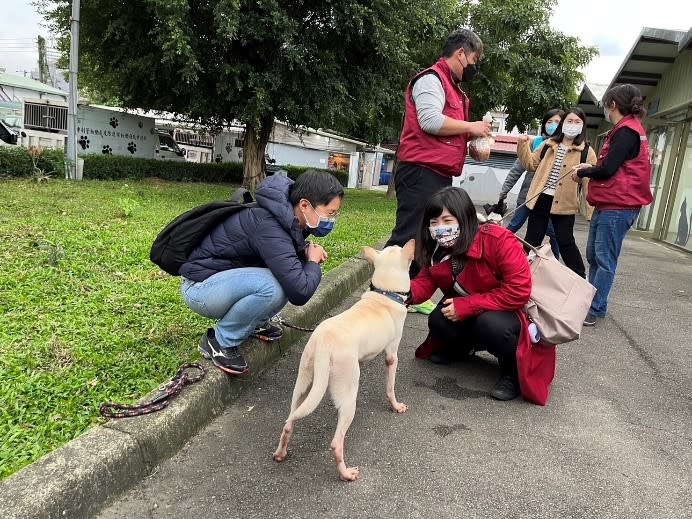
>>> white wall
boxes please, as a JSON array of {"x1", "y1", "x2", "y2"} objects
[
  {"x1": 452, "y1": 164, "x2": 522, "y2": 206},
  {"x1": 267, "y1": 142, "x2": 329, "y2": 169}
]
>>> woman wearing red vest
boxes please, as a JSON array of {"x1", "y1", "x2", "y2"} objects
[
  {"x1": 571, "y1": 84, "x2": 653, "y2": 326},
  {"x1": 385, "y1": 28, "x2": 491, "y2": 278}
]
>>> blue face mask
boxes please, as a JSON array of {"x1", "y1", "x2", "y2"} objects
[
  {"x1": 545, "y1": 122, "x2": 558, "y2": 136},
  {"x1": 310, "y1": 217, "x2": 335, "y2": 237},
  {"x1": 304, "y1": 203, "x2": 336, "y2": 237}
]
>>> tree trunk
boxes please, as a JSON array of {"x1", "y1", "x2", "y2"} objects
[
  {"x1": 385, "y1": 153, "x2": 399, "y2": 199},
  {"x1": 242, "y1": 115, "x2": 274, "y2": 191}
]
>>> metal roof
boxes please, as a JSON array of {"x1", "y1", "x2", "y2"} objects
[
  {"x1": 0, "y1": 72, "x2": 68, "y2": 98},
  {"x1": 577, "y1": 82, "x2": 610, "y2": 130},
  {"x1": 576, "y1": 27, "x2": 689, "y2": 130},
  {"x1": 608, "y1": 27, "x2": 688, "y2": 100}
]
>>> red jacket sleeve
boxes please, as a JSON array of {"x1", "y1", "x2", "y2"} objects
[
  {"x1": 453, "y1": 231, "x2": 532, "y2": 320},
  {"x1": 410, "y1": 265, "x2": 440, "y2": 304}
]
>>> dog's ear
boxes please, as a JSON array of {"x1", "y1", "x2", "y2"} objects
[
  {"x1": 362, "y1": 246, "x2": 378, "y2": 265},
  {"x1": 403, "y1": 239, "x2": 415, "y2": 260}
]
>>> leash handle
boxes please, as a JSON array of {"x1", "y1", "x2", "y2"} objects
[{"x1": 99, "y1": 363, "x2": 205, "y2": 419}]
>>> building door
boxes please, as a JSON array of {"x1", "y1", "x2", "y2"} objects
[
  {"x1": 637, "y1": 126, "x2": 676, "y2": 231},
  {"x1": 662, "y1": 123, "x2": 692, "y2": 251}
]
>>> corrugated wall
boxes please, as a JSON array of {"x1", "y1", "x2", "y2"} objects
[{"x1": 647, "y1": 52, "x2": 692, "y2": 115}]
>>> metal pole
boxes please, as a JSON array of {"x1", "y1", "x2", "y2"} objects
[{"x1": 66, "y1": 0, "x2": 80, "y2": 180}]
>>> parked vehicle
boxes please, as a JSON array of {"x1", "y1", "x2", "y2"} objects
[
  {"x1": 0, "y1": 118, "x2": 25, "y2": 146},
  {"x1": 155, "y1": 130, "x2": 186, "y2": 161}
]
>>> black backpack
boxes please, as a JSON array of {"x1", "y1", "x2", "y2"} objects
[
  {"x1": 539, "y1": 141, "x2": 591, "y2": 163},
  {"x1": 150, "y1": 188, "x2": 257, "y2": 276}
]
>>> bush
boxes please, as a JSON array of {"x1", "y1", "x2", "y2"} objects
[
  {"x1": 282, "y1": 164, "x2": 348, "y2": 186},
  {"x1": 0, "y1": 147, "x2": 348, "y2": 186},
  {"x1": 82, "y1": 154, "x2": 245, "y2": 183},
  {"x1": 0, "y1": 146, "x2": 66, "y2": 178},
  {"x1": 0, "y1": 146, "x2": 34, "y2": 177}
]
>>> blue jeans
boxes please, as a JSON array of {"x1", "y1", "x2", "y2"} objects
[
  {"x1": 585, "y1": 208, "x2": 639, "y2": 317},
  {"x1": 507, "y1": 205, "x2": 561, "y2": 260},
  {"x1": 181, "y1": 268, "x2": 288, "y2": 348}
]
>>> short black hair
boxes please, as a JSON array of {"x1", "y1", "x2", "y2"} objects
[
  {"x1": 441, "y1": 28, "x2": 484, "y2": 60},
  {"x1": 416, "y1": 186, "x2": 479, "y2": 267},
  {"x1": 289, "y1": 169, "x2": 344, "y2": 207}
]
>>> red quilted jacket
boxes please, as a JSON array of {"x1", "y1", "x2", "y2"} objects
[{"x1": 410, "y1": 224, "x2": 556, "y2": 405}]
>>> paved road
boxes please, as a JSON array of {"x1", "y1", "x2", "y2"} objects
[{"x1": 99, "y1": 219, "x2": 692, "y2": 518}]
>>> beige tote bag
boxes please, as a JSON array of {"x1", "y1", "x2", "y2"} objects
[{"x1": 519, "y1": 237, "x2": 596, "y2": 345}]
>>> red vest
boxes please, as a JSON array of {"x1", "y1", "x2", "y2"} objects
[
  {"x1": 587, "y1": 115, "x2": 653, "y2": 209},
  {"x1": 397, "y1": 59, "x2": 470, "y2": 178}
]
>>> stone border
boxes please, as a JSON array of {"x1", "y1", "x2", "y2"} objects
[{"x1": 0, "y1": 251, "x2": 376, "y2": 519}]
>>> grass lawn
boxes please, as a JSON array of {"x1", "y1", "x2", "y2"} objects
[{"x1": 0, "y1": 177, "x2": 396, "y2": 480}]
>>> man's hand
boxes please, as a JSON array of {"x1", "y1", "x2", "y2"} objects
[
  {"x1": 441, "y1": 298, "x2": 458, "y2": 321},
  {"x1": 468, "y1": 120, "x2": 491, "y2": 138},
  {"x1": 306, "y1": 242, "x2": 328, "y2": 264}
]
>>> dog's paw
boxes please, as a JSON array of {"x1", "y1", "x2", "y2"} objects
[
  {"x1": 273, "y1": 451, "x2": 287, "y2": 462},
  {"x1": 339, "y1": 466, "x2": 360, "y2": 482},
  {"x1": 391, "y1": 402, "x2": 409, "y2": 413}
]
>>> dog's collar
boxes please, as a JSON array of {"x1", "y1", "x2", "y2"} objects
[{"x1": 369, "y1": 283, "x2": 409, "y2": 305}]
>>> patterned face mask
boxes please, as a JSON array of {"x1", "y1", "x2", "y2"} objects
[{"x1": 429, "y1": 224, "x2": 460, "y2": 248}]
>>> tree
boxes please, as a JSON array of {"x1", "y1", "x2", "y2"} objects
[
  {"x1": 465, "y1": 0, "x2": 597, "y2": 130},
  {"x1": 39, "y1": 0, "x2": 462, "y2": 189}
]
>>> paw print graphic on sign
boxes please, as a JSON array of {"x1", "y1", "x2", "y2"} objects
[
  {"x1": 102, "y1": 145, "x2": 113, "y2": 155},
  {"x1": 215, "y1": 154, "x2": 222, "y2": 163},
  {"x1": 225, "y1": 142, "x2": 232, "y2": 154},
  {"x1": 109, "y1": 117, "x2": 119, "y2": 128},
  {"x1": 78, "y1": 135, "x2": 90, "y2": 150},
  {"x1": 127, "y1": 142, "x2": 137, "y2": 154}
]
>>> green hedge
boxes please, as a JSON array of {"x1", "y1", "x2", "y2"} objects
[
  {"x1": 0, "y1": 147, "x2": 348, "y2": 186},
  {"x1": 0, "y1": 146, "x2": 65, "y2": 177}
]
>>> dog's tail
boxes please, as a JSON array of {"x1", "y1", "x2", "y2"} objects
[{"x1": 287, "y1": 346, "x2": 331, "y2": 422}]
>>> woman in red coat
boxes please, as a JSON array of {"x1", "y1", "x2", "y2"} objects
[{"x1": 408, "y1": 186, "x2": 556, "y2": 404}]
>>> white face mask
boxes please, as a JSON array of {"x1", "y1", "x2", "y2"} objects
[
  {"x1": 603, "y1": 107, "x2": 611, "y2": 123},
  {"x1": 562, "y1": 123, "x2": 583, "y2": 138}
]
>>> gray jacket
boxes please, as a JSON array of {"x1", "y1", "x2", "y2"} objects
[{"x1": 499, "y1": 158, "x2": 534, "y2": 206}]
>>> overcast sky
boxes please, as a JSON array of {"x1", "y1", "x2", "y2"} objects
[{"x1": 1, "y1": 0, "x2": 690, "y2": 86}]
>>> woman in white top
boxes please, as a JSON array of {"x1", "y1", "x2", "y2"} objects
[{"x1": 516, "y1": 107, "x2": 597, "y2": 278}]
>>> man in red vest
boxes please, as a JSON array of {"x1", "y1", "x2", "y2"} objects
[{"x1": 386, "y1": 28, "x2": 492, "y2": 277}]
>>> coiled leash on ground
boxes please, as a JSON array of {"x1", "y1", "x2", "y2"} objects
[
  {"x1": 99, "y1": 363, "x2": 206, "y2": 419},
  {"x1": 269, "y1": 313, "x2": 316, "y2": 332}
]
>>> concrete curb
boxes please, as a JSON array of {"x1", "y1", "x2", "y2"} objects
[{"x1": 0, "y1": 250, "x2": 377, "y2": 519}]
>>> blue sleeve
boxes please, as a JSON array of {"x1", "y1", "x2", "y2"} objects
[
  {"x1": 531, "y1": 136, "x2": 544, "y2": 152},
  {"x1": 251, "y1": 215, "x2": 322, "y2": 306}
]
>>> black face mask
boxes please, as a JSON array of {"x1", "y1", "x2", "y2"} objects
[{"x1": 462, "y1": 63, "x2": 479, "y2": 82}]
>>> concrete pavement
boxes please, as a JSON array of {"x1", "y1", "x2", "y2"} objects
[{"x1": 95, "y1": 217, "x2": 692, "y2": 519}]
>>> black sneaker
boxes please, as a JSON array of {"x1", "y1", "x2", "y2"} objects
[
  {"x1": 251, "y1": 322, "x2": 283, "y2": 342},
  {"x1": 198, "y1": 328, "x2": 248, "y2": 375},
  {"x1": 489, "y1": 375, "x2": 520, "y2": 401},
  {"x1": 583, "y1": 313, "x2": 598, "y2": 327}
]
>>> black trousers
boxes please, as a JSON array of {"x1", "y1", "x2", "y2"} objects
[
  {"x1": 428, "y1": 302, "x2": 521, "y2": 377},
  {"x1": 524, "y1": 194, "x2": 586, "y2": 278},
  {"x1": 385, "y1": 162, "x2": 452, "y2": 278}
]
